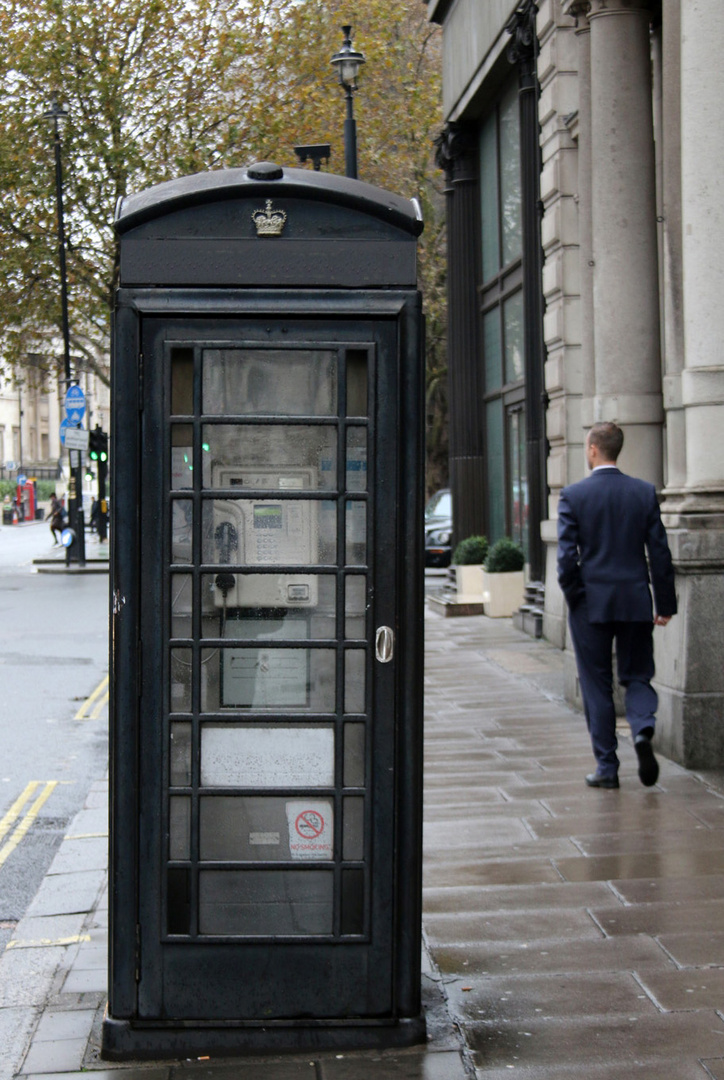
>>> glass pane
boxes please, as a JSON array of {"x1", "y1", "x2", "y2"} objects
[
  {"x1": 201, "y1": 425, "x2": 337, "y2": 491},
  {"x1": 345, "y1": 501, "x2": 366, "y2": 565},
  {"x1": 344, "y1": 650, "x2": 366, "y2": 714},
  {"x1": 170, "y1": 722, "x2": 192, "y2": 786},
  {"x1": 486, "y1": 399, "x2": 505, "y2": 543},
  {"x1": 347, "y1": 350, "x2": 368, "y2": 417},
  {"x1": 167, "y1": 868, "x2": 191, "y2": 935},
  {"x1": 204, "y1": 573, "x2": 336, "y2": 636},
  {"x1": 172, "y1": 500, "x2": 193, "y2": 564},
  {"x1": 202, "y1": 349, "x2": 337, "y2": 416},
  {"x1": 170, "y1": 574, "x2": 192, "y2": 638},
  {"x1": 480, "y1": 111, "x2": 500, "y2": 283},
  {"x1": 170, "y1": 648, "x2": 192, "y2": 712},
  {"x1": 201, "y1": 726, "x2": 335, "y2": 787},
  {"x1": 343, "y1": 723, "x2": 365, "y2": 787},
  {"x1": 504, "y1": 291, "x2": 525, "y2": 384},
  {"x1": 201, "y1": 648, "x2": 335, "y2": 712},
  {"x1": 200, "y1": 797, "x2": 334, "y2": 861},
  {"x1": 341, "y1": 868, "x2": 365, "y2": 935},
  {"x1": 343, "y1": 796, "x2": 364, "y2": 861},
  {"x1": 202, "y1": 499, "x2": 336, "y2": 566},
  {"x1": 199, "y1": 870, "x2": 334, "y2": 935},
  {"x1": 171, "y1": 348, "x2": 194, "y2": 415},
  {"x1": 344, "y1": 575, "x2": 366, "y2": 639},
  {"x1": 509, "y1": 408, "x2": 529, "y2": 557},
  {"x1": 169, "y1": 795, "x2": 190, "y2": 860},
  {"x1": 171, "y1": 425, "x2": 194, "y2": 489},
  {"x1": 345, "y1": 428, "x2": 367, "y2": 492},
  {"x1": 500, "y1": 79, "x2": 522, "y2": 267},
  {"x1": 483, "y1": 309, "x2": 502, "y2": 393}
]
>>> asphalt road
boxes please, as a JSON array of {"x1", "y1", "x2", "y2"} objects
[{"x1": 0, "y1": 522, "x2": 109, "y2": 953}]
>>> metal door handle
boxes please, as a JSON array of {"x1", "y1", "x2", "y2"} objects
[{"x1": 375, "y1": 626, "x2": 394, "y2": 663}]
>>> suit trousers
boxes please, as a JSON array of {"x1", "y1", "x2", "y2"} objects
[{"x1": 568, "y1": 600, "x2": 657, "y2": 776}]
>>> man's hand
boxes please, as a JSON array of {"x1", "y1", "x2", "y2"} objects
[{"x1": 654, "y1": 615, "x2": 672, "y2": 626}]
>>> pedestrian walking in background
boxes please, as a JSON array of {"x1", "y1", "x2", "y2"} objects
[
  {"x1": 557, "y1": 421, "x2": 677, "y2": 789},
  {"x1": 47, "y1": 492, "x2": 64, "y2": 545}
]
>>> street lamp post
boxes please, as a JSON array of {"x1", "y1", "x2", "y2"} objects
[
  {"x1": 331, "y1": 25, "x2": 366, "y2": 180},
  {"x1": 42, "y1": 95, "x2": 86, "y2": 567}
]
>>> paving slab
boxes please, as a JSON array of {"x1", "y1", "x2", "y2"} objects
[
  {"x1": 431, "y1": 935, "x2": 675, "y2": 978},
  {"x1": 444, "y1": 970, "x2": 660, "y2": 1021},
  {"x1": 553, "y1": 847, "x2": 724, "y2": 883},
  {"x1": 464, "y1": 1011, "x2": 724, "y2": 1071},
  {"x1": 26, "y1": 870, "x2": 105, "y2": 919}
]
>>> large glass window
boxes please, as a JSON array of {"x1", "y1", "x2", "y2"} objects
[
  {"x1": 479, "y1": 76, "x2": 527, "y2": 556},
  {"x1": 480, "y1": 80, "x2": 522, "y2": 283}
]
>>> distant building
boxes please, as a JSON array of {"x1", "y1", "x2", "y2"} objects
[
  {"x1": 429, "y1": 0, "x2": 724, "y2": 767},
  {"x1": 0, "y1": 346, "x2": 110, "y2": 496}
]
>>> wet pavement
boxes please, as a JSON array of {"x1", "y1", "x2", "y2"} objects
[{"x1": 3, "y1": 602, "x2": 724, "y2": 1077}]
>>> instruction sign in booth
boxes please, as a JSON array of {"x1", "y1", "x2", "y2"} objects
[{"x1": 104, "y1": 163, "x2": 425, "y2": 1059}]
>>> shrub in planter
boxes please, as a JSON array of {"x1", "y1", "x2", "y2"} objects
[
  {"x1": 484, "y1": 537, "x2": 525, "y2": 573},
  {"x1": 452, "y1": 535, "x2": 489, "y2": 566},
  {"x1": 482, "y1": 538, "x2": 525, "y2": 617},
  {"x1": 452, "y1": 535, "x2": 489, "y2": 598}
]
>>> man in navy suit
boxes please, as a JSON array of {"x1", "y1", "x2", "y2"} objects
[{"x1": 557, "y1": 422, "x2": 677, "y2": 789}]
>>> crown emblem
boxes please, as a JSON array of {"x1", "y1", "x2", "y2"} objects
[{"x1": 252, "y1": 199, "x2": 287, "y2": 237}]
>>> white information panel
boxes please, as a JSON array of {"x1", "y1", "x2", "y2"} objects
[{"x1": 200, "y1": 725, "x2": 335, "y2": 788}]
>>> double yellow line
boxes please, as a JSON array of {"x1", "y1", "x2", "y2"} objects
[
  {"x1": 0, "y1": 781, "x2": 58, "y2": 869},
  {"x1": 74, "y1": 674, "x2": 109, "y2": 721}
]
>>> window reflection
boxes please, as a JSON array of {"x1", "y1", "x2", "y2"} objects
[
  {"x1": 202, "y1": 425, "x2": 337, "y2": 491},
  {"x1": 202, "y1": 349, "x2": 337, "y2": 416},
  {"x1": 202, "y1": 499, "x2": 336, "y2": 566}
]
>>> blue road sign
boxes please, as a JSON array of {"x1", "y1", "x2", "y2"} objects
[
  {"x1": 17, "y1": 473, "x2": 27, "y2": 486},
  {"x1": 61, "y1": 527, "x2": 76, "y2": 548},
  {"x1": 64, "y1": 386, "x2": 86, "y2": 424},
  {"x1": 59, "y1": 417, "x2": 79, "y2": 446}
]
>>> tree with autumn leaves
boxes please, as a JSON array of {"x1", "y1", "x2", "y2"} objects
[{"x1": 0, "y1": 0, "x2": 448, "y2": 490}]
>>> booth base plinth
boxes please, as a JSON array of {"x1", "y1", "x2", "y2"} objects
[{"x1": 101, "y1": 1012, "x2": 427, "y2": 1061}]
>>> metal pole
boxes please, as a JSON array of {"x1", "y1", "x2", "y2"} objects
[
  {"x1": 49, "y1": 101, "x2": 85, "y2": 567},
  {"x1": 344, "y1": 88, "x2": 358, "y2": 180}
]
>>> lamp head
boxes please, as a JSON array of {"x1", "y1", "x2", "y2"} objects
[{"x1": 331, "y1": 25, "x2": 366, "y2": 90}]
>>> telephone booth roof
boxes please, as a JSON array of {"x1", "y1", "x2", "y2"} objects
[
  {"x1": 114, "y1": 162, "x2": 423, "y2": 289},
  {"x1": 115, "y1": 161, "x2": 423, "y2": 235}
]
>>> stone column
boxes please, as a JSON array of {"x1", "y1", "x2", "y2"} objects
[
  {"x1": 588, "y1": 0, "x2": 663, "y2": 485},
  {"x1": 660, "y1": 0, "x2": 687, "y2": 493},
  {"x1": 655, "y1": 0, "x2": 724, "y2": 768},
  {"x1": 569, "y1": 3, "x2": 594, "y2": 426},
  {"x1": 679, "y1": 0, "x2": 724, "y2": 502},
  {"x1": 434, "y1": 124, "x2": 485, "y2": 546}
]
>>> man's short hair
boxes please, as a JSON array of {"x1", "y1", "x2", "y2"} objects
[{"x1": 588, "y1": 421, "x2": 624, "y2": 462}]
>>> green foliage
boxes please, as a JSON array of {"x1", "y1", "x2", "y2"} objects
[
  {"x1": 35, "y1": 479, "x2": 58, "y2": 501},
  {"x1": 0, "y1": 0, "x2": 448, "y2": 503},
  {"x1": 452, "y1": 535, "x2": 489, "y2": 566},
  {"x1": 485, "y1": 538, "x2": 525, "y2": 573},
  {"x1": 0, "y1": 480, "x2": 16, "y2": 500}
]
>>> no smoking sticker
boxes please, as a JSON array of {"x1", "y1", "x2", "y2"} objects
[{"x1": 285, "y1": 800, "x2": 333, "y2": 861}]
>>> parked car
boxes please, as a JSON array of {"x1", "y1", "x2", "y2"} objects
[{"x1": 424, "y1": 488, "x2": 453, "y2": 567}]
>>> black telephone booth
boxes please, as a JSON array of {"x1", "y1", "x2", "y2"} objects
[{"x1": 103, "y1": 163, "x2": 425, "y2": 1059}]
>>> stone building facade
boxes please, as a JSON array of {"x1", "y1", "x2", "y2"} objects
[{"x1": 429, "y1": 0, "x2": 724, "y2": 767}]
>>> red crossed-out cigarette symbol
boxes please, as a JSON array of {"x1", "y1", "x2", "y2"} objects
[{"x1": 295, "y1": 810, "x2": 325, "y2": 838}]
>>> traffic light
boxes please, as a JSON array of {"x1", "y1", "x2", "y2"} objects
[{"x1": 89, "y1": 425, "x2": 108, "y2": 464}]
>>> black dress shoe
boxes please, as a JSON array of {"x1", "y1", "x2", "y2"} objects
[
  {"x1": 585, "y1": 772, "x2": 619, "y2": 789},
  {"x1": 634, "y1": 733, "x2": 659, "y2": 787}
]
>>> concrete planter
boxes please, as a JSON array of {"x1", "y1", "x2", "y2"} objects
[
  {"x1": 482, "y1": 569, "x2": 525, "y2": 618},
  {"x1": 454, "y1": 564, "x2": 484, "y2": 600}
]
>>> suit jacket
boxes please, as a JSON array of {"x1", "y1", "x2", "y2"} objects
[{"x1": 557, "y1": 468, "x2": 677, "y2": 623}]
